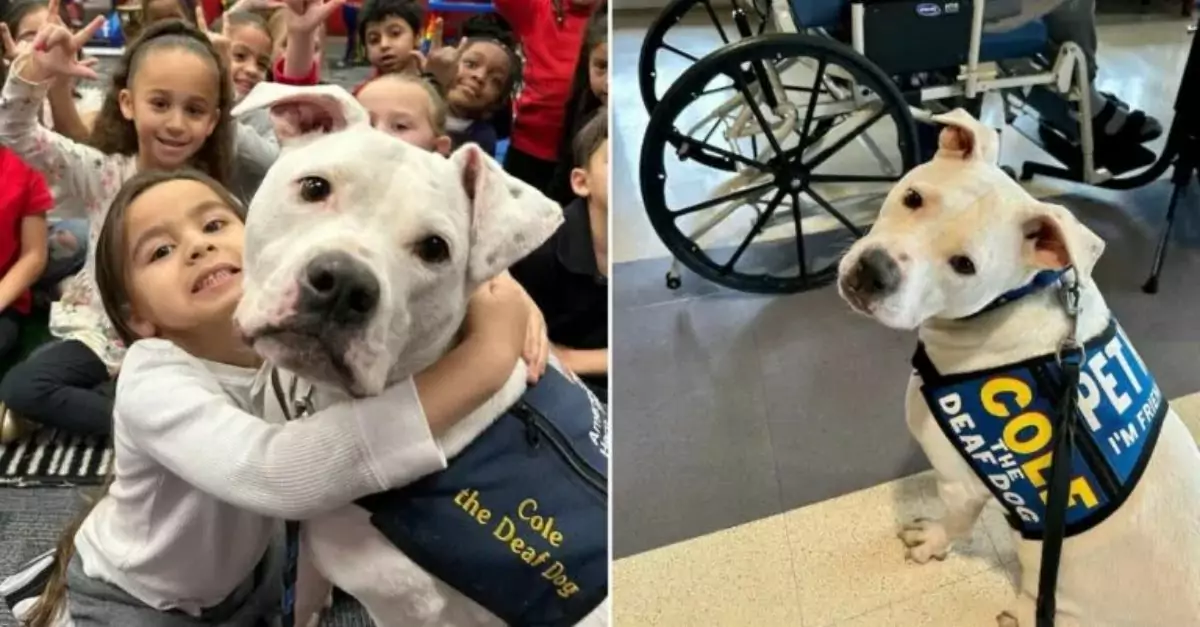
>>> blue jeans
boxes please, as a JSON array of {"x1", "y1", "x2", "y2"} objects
[{"x1": 37, "y1": 218, "x2": 88, "y2": 295}]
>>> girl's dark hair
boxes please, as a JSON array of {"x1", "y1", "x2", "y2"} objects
[
  {"x1": 88, "y1": 19, "x2": 236, "y2": 188},
  {"x1": 550, "y1": 1, "x2": 606, "y2": 204},
  {"x1": 358, "y1": 0, "x2": 423, "y2": 48},
  {"x1": 95, "y1": 168, "x2": 246, "y2": 346}
]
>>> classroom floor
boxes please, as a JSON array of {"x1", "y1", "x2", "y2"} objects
[{"x1": 611, "y1": 3, "x2": 1200, "y2": 625}]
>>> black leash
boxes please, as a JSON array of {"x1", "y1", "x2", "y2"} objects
[
  {"x1": 1036, "y1": 276, "x2": 1085, "y2": 627},
  {"x1": 270, "y1": 369, "x2": 314, "y2": 627}
]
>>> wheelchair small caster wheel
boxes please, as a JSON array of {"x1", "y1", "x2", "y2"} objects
[
  {"x1": 1001, "y1": 166, "x2": 1017, "y2": 180},
  {"x1": 1142, "y1": 276, "x2": 1159, "y2": 294},
  {"x1": 666, "y1": 273, "x2": 682, "y2": 290}
]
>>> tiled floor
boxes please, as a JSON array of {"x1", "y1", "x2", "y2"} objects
[
  {"x1": 611, "y1": 1, "x2": 1200, "y2": 619},
  {"x1": 612, "y1": 393, "x2": 1200, "y2": 627}
]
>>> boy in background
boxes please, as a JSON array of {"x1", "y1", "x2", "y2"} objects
[{"x1": 510, "y1": 109, "x2": 608, "y2": 397}]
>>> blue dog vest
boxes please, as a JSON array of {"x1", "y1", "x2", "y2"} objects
[
  {"x1": 355, "y1": 366, "x2": 609, "y2": 626},
  {"x1": 913, "y1": 319, "x2": 1168, "y2": 540}
]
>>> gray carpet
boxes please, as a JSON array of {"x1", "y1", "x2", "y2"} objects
[
  {"x1": 0, "y1": 45, "x2": 376, "y2": 627},
  {"x1": 613, "y1": 177, "x2": 1200, "y2": 559}
]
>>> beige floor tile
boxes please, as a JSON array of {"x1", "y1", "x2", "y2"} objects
[
  {"x1": 613, "y1": 513, "x2": 805, "y2": 626},
  {"x1": 1170, "y1": 391, "x2": 1200, "y2": 445},
  {"x1": 781, "y1": 473, "x2": 1006, "y2": 626},
  {"x1": 849, "y1": 568, "x2": 1019, "y2": 627}
]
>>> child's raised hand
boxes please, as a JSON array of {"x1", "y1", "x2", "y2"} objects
[
  {"x1": 424, "y1": 27, "x2": 465, "y2": 91},
  {"x1": 23, "y1": 16, "x2": 104, "y2": 83},
  {"x1": 283, "y1": 0, "x2": 343, "y2": 36},
  {"x1": 196, "y1": 6, "x2": 233, "y2": 61}
]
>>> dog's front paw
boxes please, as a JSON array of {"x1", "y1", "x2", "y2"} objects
[
  {"x1": 897, "y1": 518, "x2": 951, "y2": 564},
  {"x1": 996, "y1": 610, "x2": 1019, "y2": 627}
]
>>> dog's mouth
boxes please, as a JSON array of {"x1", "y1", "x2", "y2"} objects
[{"x1": 243, "y1": 323, "x2": 368, "y2": 396}]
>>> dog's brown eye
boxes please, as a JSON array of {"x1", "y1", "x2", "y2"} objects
[
  {"x1": 298, "y1": 176, "x2": 331, "y2": 202},
  {"x1": 415, "y1": 235, "x2": 450, "y2": 263},
  {"x1": 903, "y1": 188, "x2": 923, "y2": 210},
  {"x1": 949, "y1": 255, "x2": 976, "y2": 276}
]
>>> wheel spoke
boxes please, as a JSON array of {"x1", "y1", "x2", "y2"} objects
[
  {"x1": 669, "y1": 130, "x2": 770, "y2": 171},
  {"x1": 701, "y1": 0, "x2": 731, "y2": 44},
  {"x1": 671, "y1": 181, "x2": 776, "y2": 218},
  {"x1": 698, "y1": 84, "x2": 737, "y2": 97},
  {"x1": 661, "y1": 43, "x2": 700, "y2": 62},
  {"x1": 798, "y1": 58, "x2": 827, "y2": 153},
  {"x1": 805, "y1": 186, "x2": 864, "y2": 237},
  {"x1": 722, "y1": 189, "x2": 785, "y2": 273},
  {"x1": 808, "y1": 173, "x2": 901, "y2": 184},
  {"x1": 803, "y1": 106, "x2": 889, "y2": 171},
  {"x1": 789, "y1": 191, "x2": 809, "y2": 280},
  {"x1": 730, "y1": 74, "x2": 785, "y2": 158}
]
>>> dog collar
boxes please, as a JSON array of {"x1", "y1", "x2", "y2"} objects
[{"x1": 960, "y1": 268, "x2": 1069, "y2": 320}]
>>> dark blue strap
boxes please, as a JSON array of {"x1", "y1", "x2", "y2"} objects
[
  {"x1": 961, "y1": 269, "x2": 1067, "y2": 320},
  {"x1": 281, "y1": 520, "x2": 300, "y2": 627}
]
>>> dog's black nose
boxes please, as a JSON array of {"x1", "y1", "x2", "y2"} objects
[
  {"x1": 847, "y1": 247, "x2": 901, "y2": 298},
  {"x1": 300, "y1": 252, "x2": 381, "y2": 325}
]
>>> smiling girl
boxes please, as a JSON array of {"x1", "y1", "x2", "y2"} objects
[{"x1": 0, "y1": 18, "x2": 279, "y2": 442}]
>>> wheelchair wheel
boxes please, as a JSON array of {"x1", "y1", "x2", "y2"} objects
[
  {"x1": 640, "y1": 33, "x2": 920, "y2": 294},
  {"x1": 638, "y1": 0, "x2": 770, "y2": 114}
]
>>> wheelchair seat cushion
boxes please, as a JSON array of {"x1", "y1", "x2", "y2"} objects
[{"x1": 980, "y1": 19, "x2": 1048, "y2": 62}]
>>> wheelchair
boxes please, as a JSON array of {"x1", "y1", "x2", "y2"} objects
[{"x1": 637, "y1": 0, "x2": 1195, "y2": 294}]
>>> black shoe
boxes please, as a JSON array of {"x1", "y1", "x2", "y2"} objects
[{"x1": 1096, "y1": 91, "x2": 1164, "y2": 144}]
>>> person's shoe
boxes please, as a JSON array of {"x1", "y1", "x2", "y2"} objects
[
  {"x1": 1096, "y1": 91, "x2": 1164, "y2": 144},
  {"x1": 0, "y1": 406, "x2": 37, "y2": 445}
]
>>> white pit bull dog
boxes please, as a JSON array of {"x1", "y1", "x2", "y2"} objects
[
  {"x1": 230, "y1": 83, "x2": 610, "y2": 627},
  {"x1": 837, "y1": 109, "x2": 1200, "y2": 626}
]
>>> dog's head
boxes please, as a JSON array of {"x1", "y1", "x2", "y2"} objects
[
  {"x1": 232, "y1": 83, "x2": 563, "y2": 396},
  {"x1": 837, "y1": 109, "x2": 1105, "y2": 330}
]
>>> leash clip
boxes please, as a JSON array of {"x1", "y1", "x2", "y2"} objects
[{"x1": 1055, "y1": 272, "x2": 1084, "y2": 367}]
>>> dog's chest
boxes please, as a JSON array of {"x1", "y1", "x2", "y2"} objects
[
  {"x1": 350, "y1": 367, "x2": 609, "y2": 625},
  {"x1": 912, "y1": 319, "x2": 1168, "y2": 539}
]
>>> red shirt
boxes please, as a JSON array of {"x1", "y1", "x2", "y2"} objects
[
  {"x1": 271, "y1": 58, "x2": 380, "y2": 95},
  {"x1": 495, "y1": 0, "x2": 593, "y2": 161},
  {"x1": 0, "y1": 148, "x2": 53, "y2": 315}
]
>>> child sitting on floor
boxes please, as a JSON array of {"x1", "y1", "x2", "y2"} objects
[
  {"x1": 353, "y1": 0, "x2": 422, "y2": 90},
  {"x1": 510, "y1": 108, "x2": 608, "y2": 396},
  {"x1": 0, "y1": 146, "x2": 51, "y2": 442},
  {"x1": 0, "y1": 18, "x2": 279, "y2": 441},
  {"x1": 550, "y1": 1, "x2": 605, "y2": 205},
  {"x1": 2, "y1": 0, "x2": 96, "y2": 297}
]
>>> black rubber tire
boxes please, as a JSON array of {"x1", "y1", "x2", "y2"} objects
[
  {"x1": 640, "y1": 33, "x2": 920, "y2": 294},
  {"x1": 637, "y1": 0, "x2": 769, "y2": 115}
]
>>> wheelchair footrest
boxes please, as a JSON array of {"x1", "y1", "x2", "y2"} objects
[{"x1": 1013, "y1": 114, "x2": 1158, "y2": 178}]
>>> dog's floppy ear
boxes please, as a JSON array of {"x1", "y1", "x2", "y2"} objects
[
  {"x1": 231, "y1": 83, "x2": 369, "y2": 147},
  {"x1": 930, "y1": 108, "x2": 1000, "y2": 165},
  {"x1": 450, "y1": 144, "x2": 565, "y2": 285},
  {"x1": 1021, "y1": 201, "x2": 1105, "y2": 279}
]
